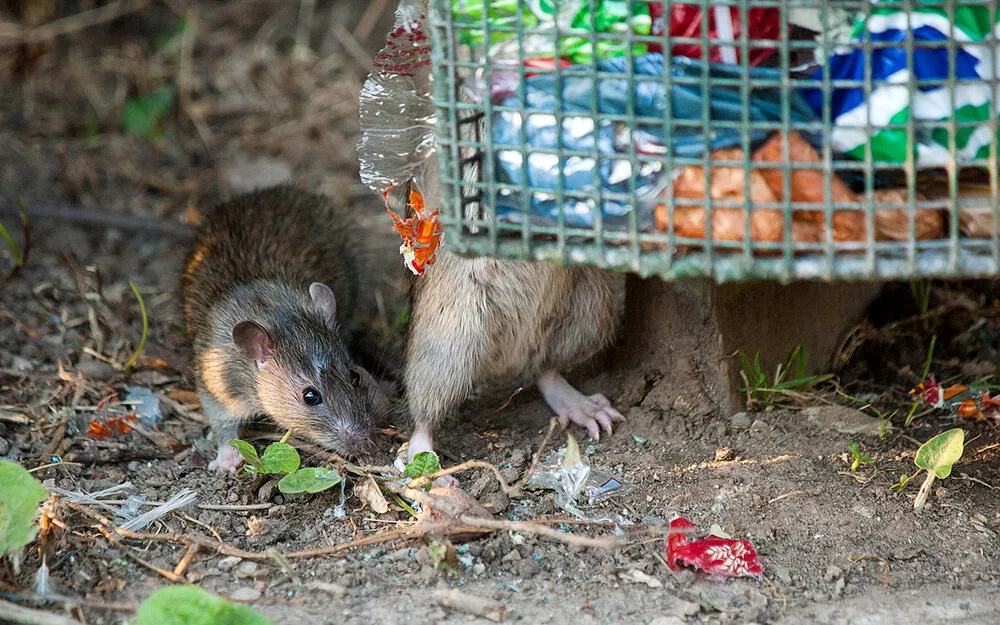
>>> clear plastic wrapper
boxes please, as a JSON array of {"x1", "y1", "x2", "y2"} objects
[{"x1": 526, "y1": 434, "x2": 633, "y2": 522}]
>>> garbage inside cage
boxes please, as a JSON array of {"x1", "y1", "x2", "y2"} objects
[{"x1": 432, "y1": 1, "x2": 1000, "y2": 252}]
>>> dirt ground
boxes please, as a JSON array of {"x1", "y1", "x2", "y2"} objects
[{"x1": 1, "y1": 2, "x2": 999, "y2": 625}]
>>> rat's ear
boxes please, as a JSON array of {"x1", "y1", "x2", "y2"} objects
[
  {"x1": 232, "y1": 321, "x2": 274, "y2": 365},
  {"x1": 309, "y1": 282, "x2": 337, "y2": 324}
]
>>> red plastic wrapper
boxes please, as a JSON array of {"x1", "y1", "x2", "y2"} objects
[
  {"x1": 666, "y1": 517, "x2": 763, "y2": 579},
  {"x1": 648, "y1": 3, "x2": 780, "y2": 67}
]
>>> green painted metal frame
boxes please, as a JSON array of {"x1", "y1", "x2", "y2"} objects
[{"x1": 427, "y1": 0, "x2": 1000, "y2": 283}]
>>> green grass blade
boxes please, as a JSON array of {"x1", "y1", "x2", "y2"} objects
[{"x1": 124, "y1": 281, "x2": 148, "y2": 370}]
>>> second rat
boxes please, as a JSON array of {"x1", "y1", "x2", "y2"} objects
[{"x1": 181, "y1": 186, "x2": 388, "y2": 472}]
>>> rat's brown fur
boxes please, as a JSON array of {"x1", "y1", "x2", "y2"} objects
[
  {"x1": 404, "y1": 247, "x2": 623, "y2": 455},
  {"x1": 181, "y1": 186, "x2": 387, "y2": 470}
]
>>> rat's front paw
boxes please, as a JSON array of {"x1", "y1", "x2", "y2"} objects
[
  {"x1": 538, "y1": 371, "x2": 625, "y2": 441},
  {"x1": 208, "y1": 444, "x2": 244, "y2": 474}
]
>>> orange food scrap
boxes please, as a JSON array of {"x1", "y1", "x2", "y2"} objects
[
  {"x1": 383, "y1": 184, "x2": 441, "y2": 276},
  {"x1": 942, "y1": 384, "x2": 969, "y2": 401},
  {"x1": 88, "y1": 412, "x2": 138, "y2": 439},
  {"x1": 956, "y1": 398, "x2": 980, "y2": 419}
]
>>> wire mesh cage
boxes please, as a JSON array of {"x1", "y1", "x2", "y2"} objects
[{"x1": 426, "y1": 0, "x2": 1000, "y2": 282}]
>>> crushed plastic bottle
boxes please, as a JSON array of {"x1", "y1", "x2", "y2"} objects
[{"x1": 357, "y1": 0, "x2": 442, "y2": 276}]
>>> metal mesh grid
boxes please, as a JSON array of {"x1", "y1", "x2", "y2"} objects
[{"x1": 428, "y1": 0, "x2": 1000, "y2": 282}]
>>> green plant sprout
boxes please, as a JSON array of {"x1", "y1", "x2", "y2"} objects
[
  {"x1": 123, "y1": 281, "x2": 148, "y2": 370},
  {"x1": 122, "y1": 86, "x2": 175, "y2": 139},
  {"x1": 912, "y1": 428, "x2": 965, "y2": 511},
  {"x1": 404, "y1": 451, "x2": 442, "y2": 492},
  {"x1": 227, "y1": 434, "x2": 343, "y2": 495},
  {"x1": 904, "y1": 335, "x2": 937, "y2": 427},
  {"x1": 909, "y1": 279, "x2": 933, "y2": 318},
  {"x1": 739, "y1": 344, "x2": 834, "y2": 410},
  {"x1": 847, "y1": 442, "x2": 875, "y2": 472}
]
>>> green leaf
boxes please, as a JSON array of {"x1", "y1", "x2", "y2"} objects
[
  {"x1": 260, "y1": 442, "x2": 300, "y2": 475},
  {"x1": 137, "y1": 585, "x2": 272, "y2": 625},
  {"x1": 0, "y1": 460, "x2": 47, "y2": 558},
  {"x1": 277, "y1": 467, "x2": 343, "y2": 494},
  {"x1": 155, "y1": 16, "x2": 189, "y2": 52},
  {"x1": 915, "y1": 428, "x2": 965, "y2": 479},
  {"x1": 228, "y1": 440, "x2": 264, "y2": 472},
  {"x1": 404, "y1": 451, "x2": 442, "y2": 479},
  {"x1": 122, "y1": 86, "x2": 175, "y2": 139}
]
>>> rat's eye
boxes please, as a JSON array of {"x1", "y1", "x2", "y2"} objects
[
  {"x1": 302, "y1": 387, "x2": 322, "y2": 406},
  {"x1": 349, "y1": 370, "x2": 361, "y2": 388}
]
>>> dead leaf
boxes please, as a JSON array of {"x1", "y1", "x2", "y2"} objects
[{"x1": 353, "y1": 476, "x2": 389, "y2": 514}]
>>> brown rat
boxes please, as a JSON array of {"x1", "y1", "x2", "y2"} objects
[
  {"x1": 180, "y1": 186, "x2": 388, "y2": 472},
  {"x1": 404, "y1": 248, "x2": 625, "y2": 463}
]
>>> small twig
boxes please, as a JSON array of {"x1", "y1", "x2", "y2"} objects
[
  {"x1": 294, "y1": 0, "x2": 317, "y2": 59},
  {"x1": 197, "y1": 503, "x2": 273, "y2": 512},
  {"x1": 352, "y1": 0, "x2": 389, "y2": 43},
  {"x1": 28, "y1": 462, "x2": 83, "y2": 473},
  {"x1": 767, "y1": 490, "x2": 806, "y2": 505},
  {"x1": 454, "y1": 515, "x2": 623, "y2": 550},
  {"x1": 40, "y1": 423, "x2": 68, "y2": 461},
  {"x1": 488, "y1": 386, "x2": 523, "y2": 415},
  {"x1": 0, "y1": 204, "x2": 194, "y2": 239},
  {"x1": 0, "y1": 599, "x2": 84, "y2": 625},
  {"x1": 330, "y1": 22, "x2": 372, "y2": 70},
  {"x1": 433, "y1": 589, "x2": 506, "y2": 623},
  {"x1": 0, "y1": 0, "x2": 150, "y2": 43},
  {"x1": 172, "y1": 543, "x2": 200, "y2": 578},
  {"x1": 124, "y1": 549, "x2": 182, "y2": 582},
  {"x1": 408, "y1": 418, "x2": 558, "y2": 494}
]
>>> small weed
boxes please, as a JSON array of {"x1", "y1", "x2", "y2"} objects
[
  {"x1": 122, "y1": 85, "x2": 175, "y2": 139},
  {"x1": 904, "y1": 334, "x2": 937, "y2": 427},
  {"x1": 739, "y1": 344, "x2": 834, "y2": 410},
  {"x1": 227, "y1": 434, "x2": 343, "y2": 495},
  {"x1": 404, "y1": 451, "x2": 442, "y2": 491},
  {"x1": 912, "y1": 428, "x2": 965, "y2": 511},
  {"x1": 909, "y1": 279, "x2": 933, "y2": 317},
  {"x1": 836, "y1": 390, "x2": 898, "y2": 438},
  {"x1": 391, "y1": 306, "x2": 411, "y2": 331},
  {"x1": 847, "y1": 442, "x2": 874, "y2": 472},
  {"x1": 123, "y1": 281, "x2": 148, "y2": 371},
  {"x1": 890, "y1": 473, "x2": 911, "y2": 492},
  {"x1": 0, "y1": 197, "x2": 29, "y2": 280}
]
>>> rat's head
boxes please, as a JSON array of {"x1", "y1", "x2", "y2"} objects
[{"x1": 232, "y1": 282, "x2": 379, "y2": 457}]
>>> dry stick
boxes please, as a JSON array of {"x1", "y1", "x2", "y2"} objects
[
  {"x1": 0, "y1": 599, "x2": 84, "y2": 625},
  {"x1": 331, "y1": 22, "x2": 372, "y2": 70},
  {"x1": 0, "y1": 204, "x2": 194, "y2": 239},
  {"x1": 0, "y1": 0, "x2": 150, "y2": 43},
  {"x1": 432, "y1": 589, "x2": 507, "y2": 623},
  {"x1": 453, "y1": 516, "x2": 623, "y2": 550},
  {"x1": 172, "y1": 543, "x2": 200, "y2": 578},
  {"x1": 488, "y1": 386, "x2": 524, "y2": 415},
  {"x1": 409, "y1": 418, "x2": 559, "y2": 494},
  {"x1": 352, "y1": 0, "x2": 389, "y2": 43}
]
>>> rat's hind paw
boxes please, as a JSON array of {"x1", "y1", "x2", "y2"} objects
[
  {"x1": 209, "y1": 444, "x2": 244, "y2": 474},
  {"x1": 538, "y1": 370, "x2": 625, "y2": 441}
]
